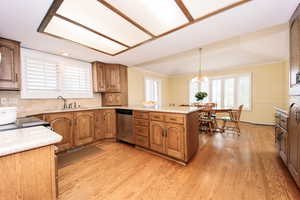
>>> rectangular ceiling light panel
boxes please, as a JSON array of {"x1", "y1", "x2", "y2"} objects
[
  {"x1": 106, "y1": 0, "x2": 189, "y2": 36},
  {"x1": 182, "y1": 0, "x2": 243, "y2": 19},
  {"x1": 56, "y1": 0, "x2": 151, "y2": 46},
  {"x1": 45, "y1": 16, "x2": 127, "y2": 55}
]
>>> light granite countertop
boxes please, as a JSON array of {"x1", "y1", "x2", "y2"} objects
[
  {"x1": 21, "y1": 105, "x2": 201, "y2": 117},
  {"x1": 274, "y1": 107, "x2": 289, "y2": 115},
  {"x1": 0, "y1": 126, "x2": 62, "y2": 157}
]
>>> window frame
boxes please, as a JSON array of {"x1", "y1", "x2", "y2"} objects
[
  {"x1": 21, "y1": 48, "x2": 93, "y2": 99},
  {"x1": 189, "y1": 73, "x2": 252, "y2": 111},
  {"x1": 144, "y1": 77, "x2": 162, "y2": 106}
]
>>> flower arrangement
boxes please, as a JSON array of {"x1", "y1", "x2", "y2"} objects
[{"x1": 195, "y1": 91, "x2": 208, "y2": 102}]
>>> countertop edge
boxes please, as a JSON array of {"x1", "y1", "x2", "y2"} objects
[{"x1": 0, "y1": 127, "x2": 63, "y2": 157}]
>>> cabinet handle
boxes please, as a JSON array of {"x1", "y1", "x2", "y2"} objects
[
  {"x1": 169, "y1": 118, "x2": 176, "y2": 121},
  {"x1": 15, "y1": 73, "x2": 18, "y2": 82},
  {"x1": 165, "y1": 129, "x2": 168, "y2": 137}
]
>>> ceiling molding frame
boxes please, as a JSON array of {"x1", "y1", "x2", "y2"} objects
[
  {"x1": 174, "y1": 0, "x2": 194, "y2": 22},
  {"x1": 38, "y1": 0, "x2": 252, "y2": 56}
]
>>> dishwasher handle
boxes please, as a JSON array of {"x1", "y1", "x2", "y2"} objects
[{"x1": 116, "y1": 109, "x2": 133, "y2": 115}]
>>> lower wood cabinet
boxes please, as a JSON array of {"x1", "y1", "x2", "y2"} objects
[
  {"x1": 94, "y1": 109, "x2": 116, "y2": 139},
  {"x1": 73, "y1": 111, "x2": 95, "y2": 146},
  {"x1": 288, "y1": 103, "x2": 300, "y2": 187},
  {"x1": 103, "y1": 109, "x2": 116, "y2": 139},
  {"x1": 45, "y1": 112, "x2": 74, "y2": 152},
  {"x1": 150, "y1": 120, "x2": 185, "y2": 160}
]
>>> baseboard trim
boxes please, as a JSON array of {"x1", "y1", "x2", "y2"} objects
[{"x1": 240, "y1": 120, "x2": 275, "y2": 126}]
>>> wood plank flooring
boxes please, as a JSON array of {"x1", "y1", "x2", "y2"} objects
[{"x1": 58, "y1": 124, "x2": 300, "y2": 200}]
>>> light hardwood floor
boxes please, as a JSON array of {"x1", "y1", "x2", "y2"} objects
[{"x1": 58, "y1": 123, "x2": 300, "y2": 200}]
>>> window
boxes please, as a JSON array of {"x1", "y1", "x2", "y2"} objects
[
  {"x1": 21, "y1": 49, "x2": 93, "y2": 99},
  {"x1": 145, "y1": 77, "x2": 161, "y2": 105},
  {"x1": 189, "y1": 73, "x2": 252, "y2": 110}
]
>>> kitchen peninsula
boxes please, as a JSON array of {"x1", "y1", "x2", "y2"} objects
[{"x1": 28, "y1": 106, "x2": 200, "y2": 165}]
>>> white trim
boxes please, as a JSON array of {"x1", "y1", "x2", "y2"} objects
[{"x1": 131, "y1": 66, "x2": 169, "y2": 78}]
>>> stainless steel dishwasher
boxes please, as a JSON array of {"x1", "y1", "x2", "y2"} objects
[{"x1": 116, "y1": 109, "x2": 134, "y2": 144}]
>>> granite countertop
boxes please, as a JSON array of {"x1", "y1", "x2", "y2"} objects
[
  {"x1": 0, "y1": 126, "x2": 62, "y2": 157},
  {"x1": 22, "y1": 105, "x2": 201, "y2": 117},
  {"x1": 274, "y1": 107, "x2": 289, "y2": 115}
]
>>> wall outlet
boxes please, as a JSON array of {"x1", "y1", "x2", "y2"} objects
[{"x1": 0, "y1": 97, "x2": 8, "y2": 105}]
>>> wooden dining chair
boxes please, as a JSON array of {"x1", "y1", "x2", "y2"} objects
[
  {"x1": 198, "y1": 109, "x2": 216, "y2": 135},
  {"x1": 220, "y1": 105, "x2": 244, "y2": 136}
]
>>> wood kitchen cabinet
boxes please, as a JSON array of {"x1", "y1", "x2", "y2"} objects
[
  {"x1": 288, "y1": 103, "x2": 300, "y2": 187},
  {"x1": 0, "y1": 37, "x2": 21, "y2": 90},
  {"x1": 102, "y1": 93, "x2": 121, "y2": 106},
  {"x1": 74, "y1": 111, "x2": 95, "y2": 146},
  {"x1": 165, "y1": 123, "x2": 185, "y2": 160},
  {"x1": 92, "y1": 61, "x2": 128, "y2": 106},
  {"x1": 103, "y1": 110, "x2": 116, "y2": 139},
  {"x1": 150, "y1": 121, "x2": 165, "y2": 153},
  {"x1": 44, "y1": 112, "x2": 74, "y2": 152},
  {"x1": 94, "y1": 110, "x2": 105, "y2": 140},
  {"x1": 149, "y1": 113, "x2": 185, "y2": 160},
  {"x1": 105, "y1": 64, "x2": 120, "y2": 92},
  {"x1": 92, "y1": 62, "x2": 106, "y2": 92},
  {"x1": 290, "y1": 4, "x2": 300, "y2": 95}
]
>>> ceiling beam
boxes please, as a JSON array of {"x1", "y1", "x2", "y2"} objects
[
  {"x1": 37, "y1": 0, "x2": 63, "y2": 32},
  {"x1": 174, "y1": 0, "x2": 194, "y2": 22},
  {"x1": 97, "y1": 0, "x2": 155, "y2": 37},
  {"x1": 55, "y1": 14, "x2": 130, "y2": 48}
]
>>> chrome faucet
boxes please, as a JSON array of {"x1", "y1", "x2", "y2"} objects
[{"x1": 57, "y1": 96, "x2": 67, "y2": 109}]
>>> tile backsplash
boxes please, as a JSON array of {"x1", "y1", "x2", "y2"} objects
[{"x1": 0, "y1": 91, "x2": 102, "y2": 117}]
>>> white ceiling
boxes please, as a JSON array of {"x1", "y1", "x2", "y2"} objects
[
  {"x1": 135, "y1": 24, "x2": 289, "y2": 76},
  {"x1": 0, "y1": 0, "x2": 298, "y2": 67}
]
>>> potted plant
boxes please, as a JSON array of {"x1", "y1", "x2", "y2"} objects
[{"x1": 195, "y1": 91, "x2": 208, "y2": 103}]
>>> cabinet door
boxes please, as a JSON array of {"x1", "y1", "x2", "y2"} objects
[
  {"x1": 288, "y1": 103, "x2": 300, "y2": 187},
  {"x1": 150, "y1": 121, "x2": 165, "y2": 153},
  {"x1": 92, "y1": 62, "x2": 106, "y2": 92},
  {"x1": 105, "y1": 64, "x2": 120, "y2": 92},
  {"x1": 74, "y1": 111, "x2": 95, "y2": 146},
  {"x1": 165, "y1": 123, "x2": 185, "y2": 160},
  {"x1": 45, "y1": 112, "x2": 74, "y2": 152},
  {"x1": 280, "y1": 129, "x2": 288, "y2": 165},
  {"x1": 0, "y1": 38, "x2": 20, "y2": 90},
  {"x1": 103, "y1": 110, "x2": 116, "y2": 139},
  {"x1": 94, "y1": 110, "x2": 105, "y2": 140},
  {"x1": 102, "y1": 93, "x2": 121, "y2": 106}
]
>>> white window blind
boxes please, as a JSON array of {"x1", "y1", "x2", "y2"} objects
[
  {"x1": 189, "y1": 73, "x2": 252, "y2": 110},
  {"x1": 145, "y1": 77, "x2": 161, "y2": 105},
  {"x1": 25, "y1": 58, "x2": 59, "y2": 91},
  {"x1": 21, "y1": 48, "x2": 93, "y2": 99}
]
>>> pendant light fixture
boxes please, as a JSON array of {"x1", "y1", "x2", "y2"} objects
[{"x1": 194, "y1": 48, "x2": 208, "y2": 82}]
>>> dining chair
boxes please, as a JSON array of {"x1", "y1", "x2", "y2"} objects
[
  {"x1": 198, "y1": 109, "x2": 215, "y2": 135},
  {"x1": 220, "y1": 105, "x2": 244, "y2": 136}
]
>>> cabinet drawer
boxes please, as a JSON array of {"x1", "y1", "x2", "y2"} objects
[
  {"x1": 135, "y1": 135, "x2": 149, "y2": 148},
  {"x1": 134, "y1": 126, "x2": 149, "y2": 137},
  {"x1": 165, "y1": 114, "x2": 185, "y2": 124},
  {"x1": 134, "y1": 119, "x2": 149, "y2": 127},
  {"x1": 134, "y1": 111, "x2": 149, "y2": 120},
  {"x1": 150, "y1": 113, "x2": 165, "y2": 121}
]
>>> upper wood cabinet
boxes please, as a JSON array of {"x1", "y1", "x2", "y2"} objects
[
  {"x1": 92, "y1": 62, "x2": 106, "y2": 92},
  {"x1": 73, "y1": 111, "x2": 95, "y2": 146},
  {"x1": 92, "y1": 62, "x2": 128, "y2": 106},
  {"x1": 44, "y1": 112, "x2": 74, "y2": 152},
  {"x1": 105, "y1": 64, "x2": 121, "y2": 92},
  {"x1": 290, "y1": 4, "x2": 300, "y2": 95},
  {"x1": 0, "y1": 38, "x2": 21, "y2": 90}
]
